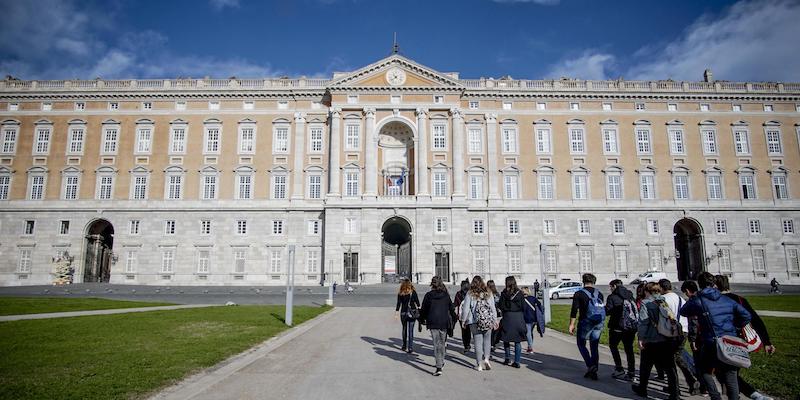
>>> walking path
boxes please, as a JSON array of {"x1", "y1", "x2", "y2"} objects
[
  {"x1": 151, "y1": 307, "x2": 693, "y2": 400},
  {"x1": 0, "y1": 304, "x2": 221, "y2": 322},
  {"x1": 756, "y1": 310, "x2": 800, "y2": 318}
]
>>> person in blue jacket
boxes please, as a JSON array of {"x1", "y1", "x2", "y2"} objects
[
  {"x1": 679, "y1": 272, "x2": 751, "y2": 400},
  {"x1": 521, "y1": 286, "x2": 545, "y2": 353}
]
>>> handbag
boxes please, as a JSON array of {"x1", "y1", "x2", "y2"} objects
[
  {"x1": 698, "y1": 296, "x2": 751, "y2": 369},
  {"x1": 405, "y1": 294, "x2": 420, "y2": 320},
  {"x1": 735, "y1": 297, "x2": 763, "y2": 352}
]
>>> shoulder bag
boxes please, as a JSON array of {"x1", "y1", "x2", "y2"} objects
[
  {"x1": 698, "y1": 296, "x2": 751, "y2": 369},
  {"x1": 735, "y1": 296, "x2": 762, "y2": 352}
]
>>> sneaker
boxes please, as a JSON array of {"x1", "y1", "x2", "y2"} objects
[
  {"x1": 512, "y1": 362, "x2": 520, "y2": 368},
  {"x1": 476, "y1": 364, "x2": 483, "y2": 372},
  {"x1": 526, "y1": 347, "x2": 533, "y2": 353},
  {"x1": 589, "y1": 370, "x2": 598, "y2": 381},
  {"x1": 433, "y1": 368, "x2": 442, "y2": 376},
  {"x1": 401, "y1": 346, "x2": 407, "y2": 352},
  {"x1": 484, "y1": 359, "x2": 492, "y2": 370},
  {"x1": 503, "y1": 359, "x2": 511, "y2": 366},
  {"x1": 632, "y1": 384, "x2": 647, "y2": 397},
  {"x1": 463, "y1": 348, "x2": 469, "y2": 354},
  {"x1": 612, "y1": 369, "x2": 627, "y2": 379},
  {"x1": 751, "y1": 392, "x2": 774, "y2": 400},
  {"x1": 689, "y1": 381, "x2": 700, "y2": 396},
  {"x1": 625, "y1": 372, "x2": 635, "y2": 381}
]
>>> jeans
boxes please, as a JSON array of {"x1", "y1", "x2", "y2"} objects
[
  {"x1": 609, "y1": 329, "x2": 636, "y2": 374},
  {"x1": 469, "y1": 324, "x2": 492, "y2": 366},
  {"x1": 577, "y1": 319, "x2": 603, "y2": 370},
  {"x1": 400, "y1": 315, "x2": 415, "y2": 350},
  {"x1": 525, "y1": 322, "x2": 535, "y2": 349},
  {"x1": 674, "y1": 347, "x2": 697, "y2": 387},
  {"x1": 430, "y1": 329, "x2": 448, "y2": 369},
  {"x1": 697, "y1": 344, "x2": 739, "y2": 400},
  {"x1": 504, "y1": 342, "x2": 522, "y2": 364},
  {"x1": 639, "y1": 341, "x2": 680, "y2": 399}
]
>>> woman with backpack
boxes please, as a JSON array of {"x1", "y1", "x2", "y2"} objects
[
  {"x1": 487, "y1": 280, "x2": 502, "y2": 351},
  {"x1": 459, "y1": 275, "x2": 498, "y2": 371},
  {"x1": 395, "y1": 278, "x2": 420, "y2": 353},
  {"x1": 420, "y1": 276, "x2": 456, "y2": 376},
  {"x1": 499, "y1": 276, "x2": 527, "y2": 368},
  {"x1": 522, "y1": 287, "x2": 544, "y2": 354},
  {"x1": 632, "y1": 282, "x2": 680, "y2": 400}
]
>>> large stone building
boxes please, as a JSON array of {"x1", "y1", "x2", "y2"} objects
[{"x1": 1, "y1": 54, "x2": 799, "y2": 287}]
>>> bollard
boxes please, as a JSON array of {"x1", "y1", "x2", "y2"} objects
[
  {"x1": 285, "y1": 245, "x2": 295, "y2": 326},
  {"x1": 326, "y1": 284, "x2": 334, "y2": 306},
  {"x1": 543, "y1": 292, "x2": 551, "y2": 325}
]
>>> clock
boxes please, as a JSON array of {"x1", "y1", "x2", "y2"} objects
[{"x1": 386, "y1": 67, "x2": 406, "y2": 86}]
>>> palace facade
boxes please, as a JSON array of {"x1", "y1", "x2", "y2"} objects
[{"x1": 1, "y1": 54, "x2": 799, "y2": 286}]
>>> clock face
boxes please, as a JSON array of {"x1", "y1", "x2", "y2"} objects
[{"x1": 386, "y1": 67, "x2": 406, "y2": 86}]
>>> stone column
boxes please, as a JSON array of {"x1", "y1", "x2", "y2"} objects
[
  {"x1": 485, "y1": 113, "x2": 499, "y2": 200},
  {"x1": 415, "y1": 108, "x2": 429, "y2": 198},
  {"x1": 292, "y1": 112, "x2": 306, "y2": 200},
  {"x1": 327, "y1": 108, "x2": 341, "y2": 197},
  {"x1": 451, "y1": 107, "x2": 465, "y2": 200},
  {"x1": 363, "y1": 108, "x2": 377, "y2": 198}
]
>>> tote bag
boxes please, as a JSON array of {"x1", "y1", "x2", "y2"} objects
[{"x1": 698, "y1": 297, "x2": 751, "y2": 369}]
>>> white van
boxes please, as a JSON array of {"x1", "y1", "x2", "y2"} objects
[{"x1": 630, "y1": 271, "x2": 668, "y2": 285}]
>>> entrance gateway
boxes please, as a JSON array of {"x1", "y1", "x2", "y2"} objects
[
  {"x1": 674, "y1": 218, "x2": 705, "y2": 281},
  {"x1": 382, "y1": 217, "x2": 411, "y2": 282},
  {"x1": 84, "y1": 219, "x2": 114, "y2": 283}
]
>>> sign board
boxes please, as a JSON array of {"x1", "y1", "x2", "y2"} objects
[{"x1": 384, "y1": 256, "x2": 396, "y2": 274}]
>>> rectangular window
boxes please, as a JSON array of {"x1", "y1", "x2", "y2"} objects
[
  {"x1": 170, "y1": 126, "x2": 186, "y2": 153},
  {"x1": 35, "y1": 127, "x2": 51, "y2": 154},
  {"x1": 766, "y1": 129, "x2": 782, "y2": 155},
  {"x1": 719, "y1": 248, "x2": 732, "y2": 273},
  {"x1": 636, "y1": 128, "x2": 651, "y2": 154},
  {"x1": 536, "y1": 128, "x2": 552, "y2": 154},
  {"x1": 602, "y1": 128, "x2": 618, "y2": 154},
  {"x1": 538, "y1": 174, "x2": 554, "y2": 200},
  {"x1": 272, "y1": 220, "x2": 284, "y2": 235},
  {"x1": 752, "y1": 248, "x2": 766, "y2": 272},
  {"x1": 102, "y1": 127, "x2": 118, "y2": 154},
  {"x1": 237, "y1": 175, "x2": 252, "y2": 199},
  {"x1": 273, "y1": 126, "x2": 289, "y2": 153},
  {"x1": 647, "y1": 219, "x2": 659, "y2": 235},
  {"x1": 2, "y1": 128, "x2": 17, "y2": 153},
  {"x1": 209, "y1": 101, "x2": 220, "y2": 110},
  {"x1": 344, "y1": 217, "x2": 359, "y2": 234},
  {"x1": 345, "y1": 124, "x2": 360, "y2": 150},
  {"x1": 161, "y1": 250, "x2": 174, "y2": 273},
  {"x1": 278, "y1": 101, "x2": 289, "y2": 110},
  {"x1": 536, "y1": 102, "x2": 547, "y2": 110},
  {"x1": 614, "y1": 249, "x2": 628, "y2": 273},
  {"x1": 310, "y1": 127, "x2": 323, "y2": 153},
  {"x1": 142, "y1": 102, "x2": 152, "y2": 110},
  {"x1": 242, "y1": 100, "x2": 254, "y2": 110},
  {"x1": 640, "y1": 174, "x2": 655, "y2": 199},
  {"x1": 201, "y1": 220, "x2": 212, "y2": 235},
  {"x1": 202, "y1": 175, "x2": 217, "y2": 200},
  {"x1": 570, "y1": 102, "x2": 580, "y2": 111},
  {"x1": 75, "y1": 102, "x2": 85, "y2": 111},
  {"x1": 649, "y1": 248, "x2": 663, "y2": 272},
  {"x1": 306, "y1": 250, "x2": 319, "y2": 273},
  {"x1": 432, "y1": 124, "x2": 446, "y2": 150},
  {"x1": 606, "y1": 174, "x2": 622, "y2": 200},
  {"x1": 783, "y1": 219, "x2": 795, "y2": 234},
  {"x1": 175, "y1": 101, "x2": 186, "y2": 111},
  {"x1": 345, "y1": 172, "x2": 359, "y2": 197},
  {"x1": 273, "y1": 175, "x2": 287, "y2": 199},
  {"x1": 390, "y1": 95, "x2": 401, "y2": 105},
  {"x1": 473, "y1": 248, "x2": 487, "y2": 274},
  {"x1": 732, "y1": 104, "x2": 742, "y2": 112},
  {"x1": 125, "y1": 250, "x2": 137, "y2": 273},
  {"x1": 702, "y1": 129, "x2": 718, "y2": 154},
  {"x1": 734, "y1": 130, "x2": 750, "y2": 155},
  {"x1": 504, "y1": 175, "x2": 518, "y2": 199},
  {"x1": 707, "y1": 175, "x2": 723, "y2": 200},
  {"x1": 773, "y1": 175, "x2": 788, "y2": 200},
  {"x1": 787, "y1": 248, "x2": 800, "y2": 275},
  {"x1": 432, "y1": 172, "x2": 447, "y2": 197},
  {"x1": 97, "y1": 176, "x2": 113, "y2": 200},
  {"x1": 508, "y1": 219, "x2": 520, "y2": 235},
  {"x1": 569, "y1": 128, "x2": 585, "y2": 153},
  {"x1": 346, "y1": 95, "x2": 358, "y2": 104},
  {"x1": 700, "y1": 103, "x2": 710, "y2": 112},
  {"x1": 669, "y1": 129, "x2": 685, "y2": 154},
  {"x1": 613, "y1": 219, "x2": 625, "y2": 234},
  {"x1": 167, "y1": 175, "x2": 182, "y2": 200},
  {"x1": 468, "y1": 128, "x2": 482, "y2": 153},
  {"x1": 668, "y1": 103, "x2": 678, "y2": 112},
  {"x1": 502, "y1": 101, "x2": 512, "y2": 110},
  {"x1": 29, "y1": 175, "x2": 45, "y2": 200},
  {"x1": 469, "y1": 101, "x2": 479, "y2": 109},
  {"x1": 307, "y1": 220, "x2": 321, "y2": 235},
  {"x1": 579, "y1": 248, "x2": 593, "y2": 272},
  {"x1": 237, "y1": 220, "x2": 247, "y2": 235},
  {"x1": 674, "y1": 175, "x2": 689, "y2": 200},
  {"x1": 308, "y1": 175, "x2": 322, "y2": 199},
  {"x1": 67, "y1": 127, "x2": 84, "y2": 154},
  {"x1": 164, "y1": 220, "x2": 176, "y2": 235},
  {"x1": 239, "y1": 126, "x2": 255, "y2": 153},
  {"x1": 23, "y1": 220, "x2": 35, "y2": 235},
  {"x1": 197, "y1": 250, "x2": 210, "y2": 274},
  {"x1": 764, "y1": 104, "x2": 773, "y2": 112},
  {"x1": 469, "y1": 175, "x2": 483, "y2": 199},
  {"x1": 602, "y1": 102, "x2": 612, "y2": 111},
  {"x1": 543, "y1": 219, "x2": 556, "y2": 235},
  {"x1": 502, "y1": 128, "x2": 517, "y2": 153},
  {"x1": 508, "y1": 248, "x2": 522, "y2": 273},
  {"x1": 543, "y1": 248, "x2": 557, "y2": 273},
  {"x1": 740, "y1": 174, "x2": 756, "y2": 199},
  {"x1": 0, "y1": 174, "x2": 8, "y2": 200},
  {"x1": 715, "y1": 219, "x2": 728, "y2": 234},
  {"x1": 749, "y1": 219, "x2": 761, "y2": 234},
  {"x1": 435, "y1": 217, "x2": 448, "y2": 233},
  {"x1": 18, "y1": 249, "x2": 32, "y2": 273},
  {"x1": 109, "y1": 102, "x2": 119, "y2": 111},
  {"x1": 129, "y1": 220, "x2": 140, "y2": 235},
  {"x1": 234, "y1": 249, "x2": 247, "y2": 273},
  {"x1": 132, "y1": 175, "x2": 147, "y2": 200},
  {"x1": 63, "y1": 175, "x2": 79, "y2": 200},
  {"x1": 472, "y1": 219, "x2": 485, "y2": 234},
  {"x1": 205, "y1": 127, "x2": 220, "y2": 153},
  {"x1": 572, "y1": 174, "x2": 588, "y2": 200},
  {"x1": 136, "y1": 127, "x2": 152, "y2": 153},
  {"x1": 270, "y1": 250, "x2": 282, "y2": 273},
  {"x1": 635, "y1": 102, "x2": 646, "y2": 111},
  {"x1": 578, "y1": 219, "x2": 590, "y2": 235}
]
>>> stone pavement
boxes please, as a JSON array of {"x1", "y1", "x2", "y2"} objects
[
  {"x1": 756, "y1": 310, "x2": 800, "y2": 318},
  {"x1": 152, "y1": 307, "x2": 693, "y2": 400},
  {"x1": 0, "y1": 304, "x2": 221, "y2": 322}
]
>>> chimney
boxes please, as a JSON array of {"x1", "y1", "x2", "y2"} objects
[{"x1": 703, "y1": 69, "x2": 713, "y2": 83}]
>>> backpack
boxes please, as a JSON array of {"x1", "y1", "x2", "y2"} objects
[
  {"x1": 654, "y1": 299, "x2": 683, "y2": 338},
  {"x1": 581, "y1": 288, "x2": 606, "y2": 324},
  {"x1": 473, "y1": 297, "x2": 494, "y2": 331},
  {"x1": 621, "y1": 298, "x2": 639, "y2": 332}
]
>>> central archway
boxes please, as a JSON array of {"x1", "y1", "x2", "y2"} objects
[
  {"x1": 674, "y1": 218, "x2": 705, "y2": 281},
  {"x1": 378, "y1": 120, "x2": 415, "y2": 196},
  {"x1": 381, "y1": 216, "x2": 412, "y2": 282},
  {"x1": 84, "y1": 219, "x2": 114, "y2": 283}
]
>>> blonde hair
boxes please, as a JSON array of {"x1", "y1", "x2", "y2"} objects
[
  {"x1": 399, "y1": 279, "x2": 414, "y2": 295},
  {"x1": 645, "y1": 282, "x2": 662, "y2": 295}
]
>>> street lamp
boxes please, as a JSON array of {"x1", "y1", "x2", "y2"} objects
[{"x1": 285, "y1": 245, "x2": 296, "y2": 326}]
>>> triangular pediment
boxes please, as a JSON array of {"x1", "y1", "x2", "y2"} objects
[{"x1": 328, "y1": 54, "x2": 463, "y2": 89}]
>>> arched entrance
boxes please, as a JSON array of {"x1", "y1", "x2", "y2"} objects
[
  {"x1": 378, "y1": 121, "x2": 414, "y2": 196},
  {"x1": 674, "y1": 218, "x2": 705, "y2": 281},
  {"x1": 84, "y1": 219, "x2": 114, "y2": 283},
  {"x1": 381, "y1": 216, "x2": 412, "y2": 282}
]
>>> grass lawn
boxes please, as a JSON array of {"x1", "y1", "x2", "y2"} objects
[
  {"x1": 743, "y1": 295, "x2": 800, "y2": 312},
  {"x1": 546, "y1": 304, "x2": 799, "y2": 400},
  {"x1": 0, "y1": 297, "x2": 176, "y2": 316},
  {"x1": 0, "y1": 305, "x2": 329, "y2": 400}
]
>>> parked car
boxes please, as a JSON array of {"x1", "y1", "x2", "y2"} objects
[
  {"x1": 630, "y1": 271, "x2": 668, "y2": 285},
  {"x1": 548, "y1": 280, "x2": 584, "y2": 299}
]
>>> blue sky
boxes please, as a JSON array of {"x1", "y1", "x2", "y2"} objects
[{"x1": 1, "y1": 0, "x2": 799, "y2": 82}]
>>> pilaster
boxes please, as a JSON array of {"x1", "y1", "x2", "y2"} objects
[
  {"x1": 415, "y1": 108, "x2": 430, "y2": 199},
  {"x1": 485, "y1": 113, "x2": 500, "y2": 200},
  {"x1": 291, "y1": 112, "x2": 306, "y2": 200},
  {"x1": 327, "y1": 108, "x2": 341, "y2": 197},
  {"x1": 451, "y1": 107, "x2": 465, "y2": 201},
  {"x1": 363, "y1": 107, "x2": 377, "y2": 199}
]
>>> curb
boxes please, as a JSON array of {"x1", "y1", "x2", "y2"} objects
[
  {"x1": 149, "y1": 306, "x2": 340, "y2": 400},
  {"x1": 0, "y1": 304, "x2": 223, "y2": 322}
]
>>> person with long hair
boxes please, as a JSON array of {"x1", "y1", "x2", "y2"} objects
[
  {"x1": 420, "y1": 276, "x2": 456, "y2": 376},
  {"x1": 459, "y1": 275, "x2": 498, "y2": 371},
  {"x1": 395, "y1": 278, "x2": 420, "y2": 353},
  {"x1": 632, "y1": 282, "x2": 680, "y2": 400},
  {"x1": 453, "y1": 279, "x2": 472, "y2": 353},
  {"x1": 499, "y1": 276, "x2": 526, "y2": 368},
  {"x1": 486, "y1": 279, "x2": 501, "y2": 352}
]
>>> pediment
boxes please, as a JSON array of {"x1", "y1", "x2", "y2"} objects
[{"x1": 327, "y1": 55, "x2": 463, "y2": 89}]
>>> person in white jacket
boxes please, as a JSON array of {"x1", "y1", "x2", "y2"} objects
[
  {"x1": 659, "y1": 279, "x2": 700, "y2": 395},
  {"x1": 460, "y1": 275, "x2": 498, "y2": 371}
]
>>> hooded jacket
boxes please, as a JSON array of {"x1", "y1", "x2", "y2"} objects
[
  {"x1": 637, "y1": 294, "x2": 667, "y2": 343},
  {"x1": 421, "y1": 289, "x2": 456, "y2": 331},
  {"x1": 459, "y1": 291, "x2": 497, "y2": 326},
  {"x1": 605, "y1": 285, "x2": 635, "y2": 331},
  {"x1": 679, "y1": 287, "x2": 751, "y2": 344}
]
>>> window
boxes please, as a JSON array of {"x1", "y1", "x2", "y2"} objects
[
  {"x1": 201, "y1": 220, "x2": 212, "y2": 235},
  {"x1": 272, "y1": 220, "x2": 284, "y2": 235},
  {"x1": 572, "y1": 173, "x2": 588, "y2": 200},
  {"x1": 613, "y1": 219, "x2": 625, "y2": 234},
  {"x1": 237, "y1": 174, "x2": 253, "y2": 199},
  {"x1": 164, "y1": 220, "x2": 176, "y2": 235},
  {"x1": 175, "y1": 101, "x2": 186, "y2": 111},
  {"x1": 578, "y1": 219, "x2": 590, "y2": 235},
  {"x1": 96, "y1": 174, "x2": 114, "y2": 200},
  {"x1": 468, "y1": 127, "x2": 482, "y2": 154},
  {"x1": 8, "y1": 103, "x2": 19, "y2": 111},
  {"x1": 570, "y1": 102, "x2": 580, "y2": 111},
  {"x1": 752, "y1": 247, "x2": 766, "y2": 272},
  {"x1": 344, "y1": 217, "x2": 359, "y2": 234},
  {"x1": 307, "y1": 220, "x2": 321, "y2": 235},
  {"x1": 270, "y1": 250, "x2": 282, "y2": 273},
  {"x1": 243, "y1": 100, "x2": 254, "y2": 110},
  {"x1": 473, "y1": 248, "x2": 487, "y2": 274},
  {"x1": 135, "y1": 125, "x2": 153, "y2": 154},
  {"x1": 469, "y1": 101, "x2": 479, "y2": 109},
  {"x1": 707, "y1": 173, "x2": 723, "y2": 200},
  {"x1": 204, "y1": 125, "x2": 221, "y2": 154},
  {"x1": 432, "y1": 123, "x2": 446, "y2": 150},
  {"x1": 1, "y1": 125, "x2": 17, "y2": 154},
  {"x1": 273, "y1": 125, "x2": 289, "y2": 153},
  {"x1": 614, "y1": 249, "x2": 628, "y2": 273},
  {"x1": 502, "y1": 101, "x2": 512, "y2": 110},
  {"x1": 18, "y1": 249, "x2": 32, "y2": 273},
  {"x1": 669, "y1": 128, "x2": 685, "y2": 155},
  {"x1": 161, "y1": 249, "x2": 175, "y2": 273},
  {"x1": 673, "y1": 174, "x2": 689, "y2": 200},
  {"x1": 101, "y1": 125, "x2": 118, "y2": 154},
  {"x1": 129, "y1": 220, "x2": 140, "y2": 235},
  {"x1": 166, "y1": 174, "x2": 183, "y2": 200},
  {"x1": 640, "y1": 173, "x2": 656, "y2": 200},
  {"x1": 536, "y1": 102, "x2": 546, "y2": 111},
  {"x1": 606, "y1": 172, "x2": 623, "y2": 200},
  {"x1": 62, "y1": 173, "x2": 79, "y2": 200},
  {"x1": 306, "y1": 250, "x2": 319, "y2": 273},
  {"x1": 536, "y1": 127, "x2": 552, "y2": 154},
  {"x1": 543, "y1": 219, "x2": 556, "y2": 235},
  {"x1": 434, "y1": 95, "x2": 445, "y2": 104},
  {"x1": 668, "y1": 103, "x2": 678, "y2": 112},
  {"x1": 272, "y1": 174, "x2": 287, "y2": 199},
  {"x1": 345, "y1": 123, "x2": 360, "y2": 150},
  {"x1": 765, "y1": 128, "x2": 782, "y2": 155},
  {"x1": 209, "y1": 101, "x2": 220, "y2": 110},
  {"x1": 732, "y1": 104, "x2": 742, "y2": 112},
  {"x1": 719, "y1": 248, "x2": 732, "y2": 273},
  {"x1": 125, "y1": 250, "x2": 137, "y2": 273},
  {"x1": 749, "y1": 219, "x2": 761, "y2": 234},
  {"x1": 715, "y1": 219, "x2": 728, "y2": 234},
  {"x1": 277, "y1": 101, "x2": 289, "y2": 110},
  {"x1": 502, "y1": 126, "x2": 518, "y2": 153},
  {"x1": 237, "y1": 220, "x2": 248, "y2": 235},
  {"x1": 733, "y1": 129, "x2": 751, "y2": 155},
  {"x1": 234, "y1": 249, "x2": 247, "y2": 273},
  {"x1": 432, "y1": 172, "x2": 447, "y2": 197},
  {"x1": 543, "y1": 247, "x2": 558, "y2": 273},
  {"x1": 75, "y1": 102, "x2": 85, "y2": 111},
  {"x1": 700, "y1": 103, "x2": 710, "y2": 112},
  {"x1": 579, "y1": 248, "x2": 593, "y2": 272},
  {"x1": 201, "y1": 174, "x2": 217, "y2": 200},
  {"x1": 772, "y1": 172, "x2": 788, "y2": 200},
  {"x1": 508, "y1": 248, "x2": 522, "y2": 273},
  {"x1": 503, "y1": 174, "x2": 519, "y2": 199},
  {"x1": 508, "y1": 219, "x2": 520, "y2": 235},
  {"x1": 309, "y1": 126, "x2": 323, "y2": 153},
  {"x1": 569, "y1": 127, "x2": 585, "y2": 154},
  {"x1": 34, "y1": 125, "x2": 51, "y2": 154},
  {"x1": 23, "y1": 220, "x2": 35, "y2": 235},
  {"x1": 763, "y1": 104, "x2": 773, "y2": 112},
  {"x1": 649, "y1": 248, "x2": 664, "y2": 271},
  {"x1": 739, "y1": 172, "x2": 756, "y2": 200},
  {"x1": 197, "y1": 250, "x2": 211, "y2": 274},
  {"x1": 636, "y1": 127, "x2": 652, "y2": 154},
  {"x1": 647, "y1": 219, "x2": 659, "y2": 235},
  {"x1": 390, "y1": 95, "x2": 401, "y2": 105},
  {"x1": 109, "y1": 102, "x2": 119, "y2": 111},
  {"x1": 602, "y1": 102, "x2": 612, "y2": 111},
  {"x1": 28, "y1": 173, "x2": 46, "y2": 200},
  {"x1": 239, "y1": 125, "x2": 256, "y2": 154},
  {"x1": 783, "y1": 219, "x2": 795, "y2": 234},
  {"x1": 787, "y1": 248, "x2": 800, "y2": 276},
  {"x1": 142, "y1": 102, "x2": 152, "y2": 110},
  {"x1": 538, "y1": 173, "x2": 554, "y2": 200},
  {"x1": 469, "y1": 174, "x2": 483, "y2": 199},
  {"x1": 435, "y1": 217, "x2": 448, "y2": 233},
  {"x1": 602, "y1": 127, "x2": 618, "y2": 154},
  {"x1": 472, "y1": 219, "x2": 485, "y2": 234},
  {"x1": 308, "y1": 174, "x2": 322, "y2": 199},
  {"x1": 347, "y1": 95, "x2": 358, "y2": 104},
  {"x1": 345, "y1": 170, "x2": 359, "y2": 197},
  {"x1": 635, "y1": 103, "x2": 646, "y2": 111},
  {"x1": 170, "y1": 124, "x2": 187, "y2": 154},
  {"x1": 702, "y1": 128, "x2": 718, "y2": 154}
]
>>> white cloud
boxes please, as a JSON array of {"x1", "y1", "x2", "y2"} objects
[
  {"x1": 209, "y1": 0, "x2": 240, "y2": 10},
  {"x1": 544, "y1": 51, "x2": 615, "y2": 80},
  {"x1": 492, "y1": 0, "x2": 560, "y2": 4}
]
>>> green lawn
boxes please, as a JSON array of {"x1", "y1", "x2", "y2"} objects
[
  {"x1": 546, "y1": 304, "x2": 799, "y2": 400},
  {"x1": 0, "y1": 297, "x2": 176, "y2": 316},
  {"x1": 744, "y1": 295, "x2": 800, "y2": 313},
  {"x1": 0, "y1": 305, "x2": 329, "y2": 400}
]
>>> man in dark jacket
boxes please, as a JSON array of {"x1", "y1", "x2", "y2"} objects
[
  {"x1": 569, "y1": 273, "x2": 605, "y2": 380},
  {"x1": 605, "y1": 279, "x2": 637, "y2": 380},
  {"x1": 420, "y1": 276, "x2": 456, "y2": 376},
  {"x1": 453, "y1": 279, "x2": 471, "y2": 353},
  {"x1": 680, "y1": 272, "x2": 751, "y2": 400}
]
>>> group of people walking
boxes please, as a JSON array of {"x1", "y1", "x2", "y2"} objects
[{"x1": 395, "y1": 272, "x2": 776, "y2": 400}]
